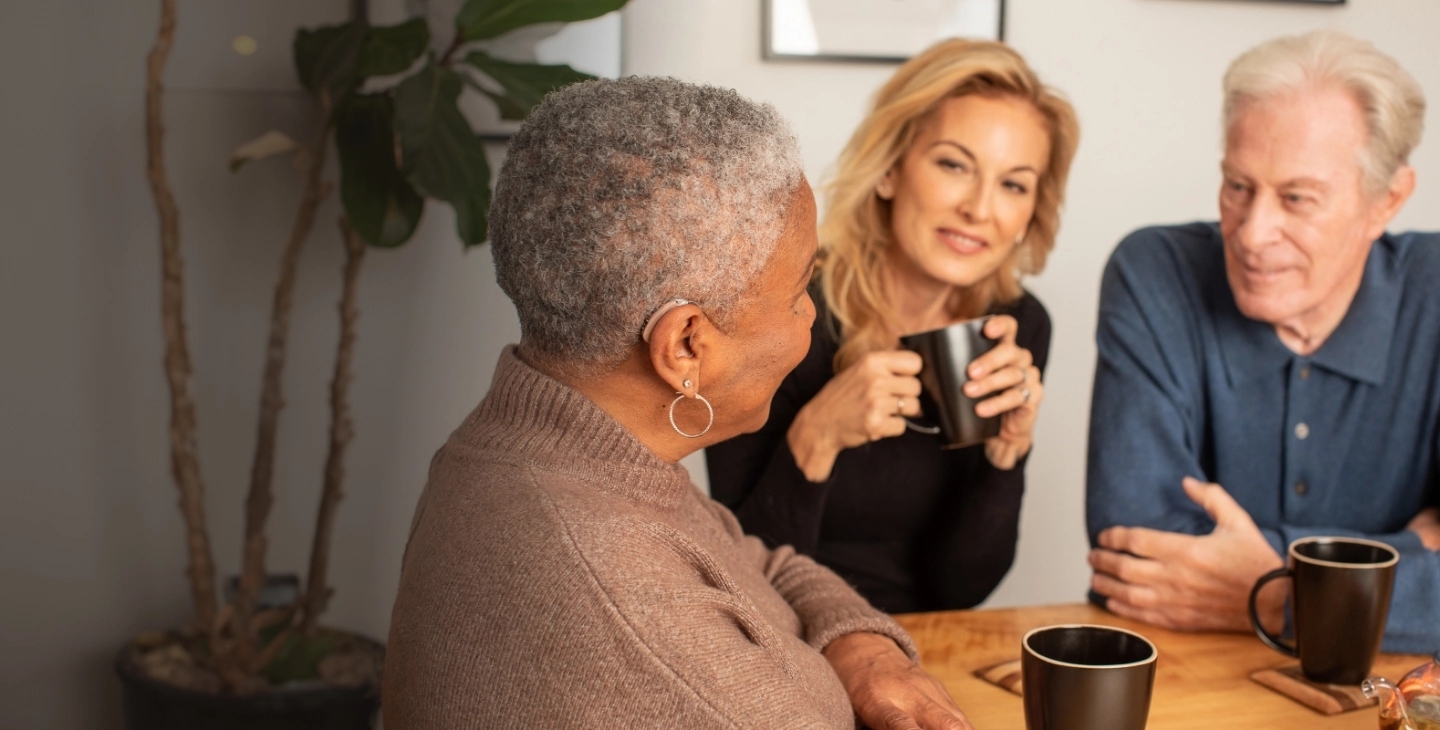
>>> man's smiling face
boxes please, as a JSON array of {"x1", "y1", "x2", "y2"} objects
[{"x1": 1218, "y1": 85, "x2": 1389, "y2": 332}]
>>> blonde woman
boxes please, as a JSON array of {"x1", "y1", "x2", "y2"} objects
[{"x1": 708, "y1": 39, "x2": 1079, "y2": 613}]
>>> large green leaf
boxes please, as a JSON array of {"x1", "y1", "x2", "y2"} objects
[
  {"x1": 456, "y1": 0, "x2": 628, "y2": 42},
  {"x1": 293, "y1": 22, "x2": 368, "y2": 99},
  {"x1": 357, "y1": 18, "x2": 430, "y2": 78},
  {"x1": 463, "y1": 51, "x2": 593, "y2": 121},
  {"x1": 335, "y1": 94, "x2": 425, "y2": 247},
  {"x1": 395, "y1": 62, "x2": 493, "y2": 247}
]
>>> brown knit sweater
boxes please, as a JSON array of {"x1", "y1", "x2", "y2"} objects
[{"x1": 383, "y1": 348, "x2": 918, "y2": 729}]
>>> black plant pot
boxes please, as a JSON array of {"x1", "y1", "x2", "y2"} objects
[{"x1": 115, "y1": 637, "x2": 382, "y2": 730}]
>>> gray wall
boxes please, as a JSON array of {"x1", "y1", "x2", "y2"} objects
[
  {"x1": 1, "y1": 1, "x2": 520, "y2": 726},
  {"x1": 5, "y1": 1, "x2": 1440, "y2": 728}
]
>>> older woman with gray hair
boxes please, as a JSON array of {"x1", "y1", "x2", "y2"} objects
[{"x1": 383, "y1": 77, "x2": 973, "y2": 729}]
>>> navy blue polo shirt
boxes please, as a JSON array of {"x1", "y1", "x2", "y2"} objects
[{"x1": 1087, "y1": 222, "x2": 1440, "y2": 653}]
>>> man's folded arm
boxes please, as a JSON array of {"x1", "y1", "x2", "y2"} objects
[{"x1": 1087, "y1": 239, "x2": 1216, "y2": 544}]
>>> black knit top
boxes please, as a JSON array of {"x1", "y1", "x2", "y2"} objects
[{"x1": 707, "y1": 288, "x2": 1051, "y2": 613}]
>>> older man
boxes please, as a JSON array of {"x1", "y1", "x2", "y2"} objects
[{"x1": 1087, "y1": 30, "x2": 1440, "y2": 652}]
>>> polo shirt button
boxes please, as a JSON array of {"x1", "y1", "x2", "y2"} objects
[
  {"x1": 1299, "y1": 366, "x2": 1311, "y2": 380},
  {"x1": 1295, "y1": 423, "x2": 1310, "y2": 440},
  {"x1": 1295, "y1": 481, "x2": 1308, "y2": 495}
]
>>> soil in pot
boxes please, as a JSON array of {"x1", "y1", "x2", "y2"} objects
[{"x1": 116, "y1": 629, "x2": 383, "y2": 730}]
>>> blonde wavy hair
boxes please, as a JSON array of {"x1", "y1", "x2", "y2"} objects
[{"x1": 820, "y1": 39, "x2": 1080, "y2": 371}]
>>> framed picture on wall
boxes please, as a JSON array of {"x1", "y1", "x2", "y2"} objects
[{"x1": 764, "y1": 0, "x2": 1005, "y2": 63}]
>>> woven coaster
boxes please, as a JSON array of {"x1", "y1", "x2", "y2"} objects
[
  {"x1": 1249, "y1": 664, "x2": 1377, "y2": 715},
  {"x1": 974, "y1": 658, "x2": 1024, "y2": 696}
]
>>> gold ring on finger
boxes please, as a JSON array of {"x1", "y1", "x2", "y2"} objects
[
  {"x1": 896, "y1": 397, "x2": 905, "y2": 415},
  {"x1": 1021, "y1": 387, "x2": 1031, "y2": 404}
]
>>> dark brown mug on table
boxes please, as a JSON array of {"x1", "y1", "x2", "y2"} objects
[
  {"x1": 898, "y1": 316, "x2": 1000, "y2": 449},
  {"x1": 1248, "y1": 536, "x2": 1399, "y2": 685},
  {"x1": 1021, "y1": 624, "x2": 1157, "y2": 730}
]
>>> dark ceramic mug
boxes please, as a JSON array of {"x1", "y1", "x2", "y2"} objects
[
  {"x1": 1021, "y1": 624, "x2": 1157, "y2": 730},
  {"x1": 899, "y1": 316, "x2": 999, "y2": 449},
  {"x1": 1249, "y1": 536, "x2": 1398, "y2": 685}
]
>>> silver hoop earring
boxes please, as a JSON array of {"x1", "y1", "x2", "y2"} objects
[{"x1": 668, "y1": 392, "x2": 714, "y2": 439}]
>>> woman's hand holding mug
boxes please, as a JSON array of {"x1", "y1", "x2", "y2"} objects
[
  {"x1": 788, "y1": 316, "x2": 1042, "y2": 480},
  {"x1": 962, "y1": 315, "x2": 1043, "y2": 470},
  {"x1": 788, "y1": 350, "x2": 924, "y2": 482}
]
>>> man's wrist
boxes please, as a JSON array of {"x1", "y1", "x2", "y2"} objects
[{"x1": 1410, "y1": 524, "x2": 1440, "y2": 551}]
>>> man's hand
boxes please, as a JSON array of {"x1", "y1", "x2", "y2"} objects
[
  {"x1": 823, "y1": 632, "x2": 972, "y2": 730},
  {"x1": 1408, "y1": 507, "x2": 1440, "y2": 551},
  {"x1": 1089, "y1": 477, "x2": 1286, "y2": 633}
]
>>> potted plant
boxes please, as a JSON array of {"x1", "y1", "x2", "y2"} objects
[{"x1": 119, "y1": 0, "x2": 625, "y2": 726}]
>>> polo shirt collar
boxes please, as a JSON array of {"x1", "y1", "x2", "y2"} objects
[
  {"x1": 1214, "y1": 286, "x2": 1290, "y2": 387},
  {"x1": 1215, "y1": 234, "x2": 1399, "y2": 387},
  {"x1": 1310, "y1": 236, "x2": 1400, "y2": 385}
]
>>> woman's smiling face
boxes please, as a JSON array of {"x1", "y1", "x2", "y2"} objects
[{"x1": 879, "y1": 94, "x2": 1051, "y2": 291}]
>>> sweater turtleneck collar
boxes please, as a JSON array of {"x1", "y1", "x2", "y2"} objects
[{"x1": 456, "y1": 347, "x2": 694, "y2": 509}]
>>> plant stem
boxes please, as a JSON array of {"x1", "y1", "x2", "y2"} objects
[
  {"x1": 232, "y1": 108, "x2": 333, "y2": 664},
  {"x1": 245, "y1": 604, "x2": 298, "y2": 675},
  {"x1": 440, "y1": 32, "x2": 464, "y2": 65},
  {"x1": 301, "y1": 217, "x2": 366, "y2": 634},
  {"x1": 145, "y1": 0, "x2": 219, "y2": 642}
]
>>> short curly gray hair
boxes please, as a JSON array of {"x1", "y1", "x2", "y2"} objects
[
  {"x1": 1224, "y1": 30, "x2": 1426, "y2": 193},
  {"x1": 490, "y1": 77, "x2": 805, "y2": 374}
]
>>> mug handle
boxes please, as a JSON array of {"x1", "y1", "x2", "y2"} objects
[
  {"x1": 904, "y1": 419, "x2": 940, "y2": 435},
  {"x1": 1249, "y1": 567, "x2": 1297, "y2": 657}
]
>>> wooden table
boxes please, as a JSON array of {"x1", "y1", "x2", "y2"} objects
[{"x1": 895, "y1": 603, "x2": 1425, "y2": 729}]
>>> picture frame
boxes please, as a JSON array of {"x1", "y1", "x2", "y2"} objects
[{"x1": 763, "y1": 0, "x2": 1006, "y2": 63}]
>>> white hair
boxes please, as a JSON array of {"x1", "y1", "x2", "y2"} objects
[
  {"x1": 1223, "y1": 29, "x2": 1426, "y2": 192},
  {"x1": 489, "y1": 77, "x2": 805, "y2": 374}
]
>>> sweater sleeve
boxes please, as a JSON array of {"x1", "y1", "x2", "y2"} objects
[
  {"x1": 706, "y1": 498, "x2": 920, "y2": 661},
  {"x1": 765, "y1": 541, "x2": 922, "y2": 660}
]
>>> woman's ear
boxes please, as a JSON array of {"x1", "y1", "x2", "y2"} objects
[
  {"x1": 646, "y1": 304, "x2": 705, "y2": 397},
  {"x1": 876, "y1": 167, "x2": 897, "y2": 201}
]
